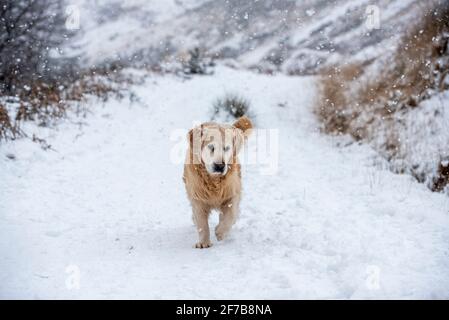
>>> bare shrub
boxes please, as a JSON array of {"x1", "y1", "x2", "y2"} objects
[
  {"x1": 0, "y1": 0, "x2": 68, "y2": 94},
  {"x1": 432, "y1": 159, "x2": 449, "y2": 192},
  {"x1": 183, "y1": 48, "x2": 214, "y2": 75},
  {"x1": 0, "y1": 67, "x2": 131, "y2": 143},
  {"x1": 212, "y1": 94, "x2": 250, "y2": 120},
  {"x1": 0, "y1": 2, "x2": 141, "y2": 144},
  {"x1": 0, "y1": 0, "x2": 75, "y2": 142},
  {"x1": 0, "y1": 104, "x2": 16, "y2": 140}
]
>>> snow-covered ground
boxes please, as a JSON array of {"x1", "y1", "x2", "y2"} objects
[{"x1": 1, "y1": 67, "x2": 449, "y2": 299}]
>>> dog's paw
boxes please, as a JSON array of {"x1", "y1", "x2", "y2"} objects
[
  {"x1": 215, "y1": 232, "x2": 225, "y2": 241},
  {"x1": 215, "y1": 227, "x2": 227, "y2": 241},
  {"x1": 195, "y1": 241, "x2": 212, "y2": 249}
]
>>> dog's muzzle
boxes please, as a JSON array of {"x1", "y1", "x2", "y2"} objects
[{"x1": 213, "y1": 162, "x2": 226, "y2": 173}]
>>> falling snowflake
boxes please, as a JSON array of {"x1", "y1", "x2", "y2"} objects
[{"x1": 306, "y1": 8, "x2": 315, "y2": 17}]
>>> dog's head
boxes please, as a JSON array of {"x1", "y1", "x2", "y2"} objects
[{"x1": 187, "y1": 116, "x2": 252, "y2": 176}]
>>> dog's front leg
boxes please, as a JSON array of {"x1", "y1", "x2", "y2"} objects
[
  {"x1": 215, "y1": 197, "x2": 239, "y2": 241},
  {"x1": 192, "y1": 201, "x2": 212, "y2": 248}
]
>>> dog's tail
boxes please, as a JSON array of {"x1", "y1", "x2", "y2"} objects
[{"x1": 233, "y1": 116, "x2": 253, "y2": 138}]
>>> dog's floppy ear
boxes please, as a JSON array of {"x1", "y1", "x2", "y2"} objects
[
  {"x1": 233, "y1": 127, "x2": 245, "y2": 155},
  {"x1": 187, "y1": 126, "x2": 202, "y2": 162},
  {"x1": 233, "y1": 116, "x2": 253, "y2": 138},
  {"x1": 187, "y1": 125, "x2": 203, "y2": 145}
]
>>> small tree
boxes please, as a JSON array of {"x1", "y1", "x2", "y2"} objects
[{"x1": 0, "y1": 0, "x2": 67, "y2": 94}]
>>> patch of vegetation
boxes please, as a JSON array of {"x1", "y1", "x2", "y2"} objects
[
  {"x1": 316, "y1": 0, "x2": 449, "y2": 193},
  {"x1": 183, "y1": 47, "x2": 214, "y2": 75},
  {"x1": 212, "y1": 94, "x2": 251, "y2": 120},
  {"x1": 0, "y1": 104, "x2": 16, "y2": 141}
]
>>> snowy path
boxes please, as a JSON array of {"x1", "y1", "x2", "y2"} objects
[{"x1": 1, "y1": 67, "x2": 449, "y2": 299}]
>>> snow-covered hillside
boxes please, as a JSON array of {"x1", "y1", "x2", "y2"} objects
[
  {"x1": 1, "y1": 67, "x2": 448, "y2": 299},
  {"x1": 71, "y1": 0, "x2": 423, "y2": 74}
]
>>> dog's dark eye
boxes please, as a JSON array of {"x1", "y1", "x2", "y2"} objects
[
  {"x1": 224, "y1": 146, "x2": 231, "y2": 152},
  {"x1": 208, "y1": 144, "x2": 214, "y2": 153}
]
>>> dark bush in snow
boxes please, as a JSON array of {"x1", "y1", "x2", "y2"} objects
[
  {"x1": 212, "y1": 94, "x2": 250, "y2": 120},
  {"x1": 183, "y1": 47, "x2": 214, "y2": 75},
  {"x1": 433, "y1": 159, "x2": 449, "y2": 192},
  {"x1": 0, "y1": 0, "x2": 69, "y2": 94}
]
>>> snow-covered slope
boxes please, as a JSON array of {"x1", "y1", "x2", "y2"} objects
[
  {"x1": 71, "y1": 0, "x2": 423, "y2": 74},
  {"x1": 1, "y1": 67, "x2": 448, "y2": 298}
]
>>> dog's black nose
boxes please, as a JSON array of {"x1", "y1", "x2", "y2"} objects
[{"x1": 213, "y1": 162, "x2": 225, "y2": 172}]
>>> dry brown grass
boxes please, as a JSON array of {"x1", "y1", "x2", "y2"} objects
[
  {"x1": 0, "y1": 65, "x2": 133, "y2": 143},
  {"x1": 16, "y1": 82, "x2": 67, "y2": 124},
  {"x1": 316, "y1": 0, "x2": 449, "y2": 192},
  {"x1": 359, "y1": 3, "x2": 449, "y2": 109},
  {"x1": 317, "y1": 63, "x2": 365, "y2": 139},
  {"x1": 0, "y1": 104, "x2": 15, "y2": 140}
]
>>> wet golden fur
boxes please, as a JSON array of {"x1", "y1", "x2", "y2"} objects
[{"x1": 183, "y1": 116, "x2": 252, "y2": 248}]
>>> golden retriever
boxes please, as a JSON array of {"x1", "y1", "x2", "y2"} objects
[{"x1": 183, "y1": 116, "x2": 253, "y2": 248}]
